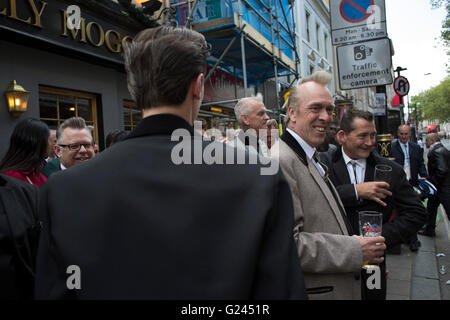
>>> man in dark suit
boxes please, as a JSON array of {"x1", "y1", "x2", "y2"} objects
[
  {"x1": 322, "y1": 110, "x2": 427, "y2": 299},
  {"x1": 392, "y1": 124, "x2": 428, "y2": 251},
  {"x1": 34, "y1": 26, "x2": 306, "y2": 300},
  {"x1": 419, "y1": 133, "x2": 450, "y2": 236}
]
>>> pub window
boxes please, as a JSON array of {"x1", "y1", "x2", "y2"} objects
[
  {"x1": 123, "y1": 100, "x2": 142, "y2": 131},
  {"x1": 39, "y1": 86, "x2": 98, "y2": 143}
]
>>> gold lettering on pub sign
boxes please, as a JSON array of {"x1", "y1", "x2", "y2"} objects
[
  {"x1": 0, "y1": 1, "x2": 132, "y2": 54},
  {"x1": 0, "y1": 0, "x2": 47, "y2": 28},
  {"x1": 61, "y1": 10, "x2": 132, "y2": 53}
]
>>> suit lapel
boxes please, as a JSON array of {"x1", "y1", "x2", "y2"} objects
[
  {"x1": 280, "y1": 131, "x2": 307, "y2": 165},
  {"x1": 307, "y1": 160, "x2": 348, "y2": 233},
  {"x1": 333, "y1": 149, "x2": 352, "y2": 185},
  {"x1": 393, "y1": 141, "x2": 404, "y2": 164},
  {"x1": 364, "y1": 152, "x2": 376, "y2": 182},
  {"x1": 281, "y1": 132, "x2": 351, "y2": 235}
]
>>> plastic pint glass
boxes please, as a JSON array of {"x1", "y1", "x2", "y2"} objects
[{"x1": 359, "y1": 211, "x2": 383, "y2": 266}]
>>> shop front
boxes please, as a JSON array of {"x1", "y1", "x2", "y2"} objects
[{"x1": 0, "y1": 0, "x2": 155, "y2": 153}]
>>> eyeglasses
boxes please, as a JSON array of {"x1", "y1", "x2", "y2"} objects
[{"x1": 58, "y1": 143, "x2": 94, "y2": 151}]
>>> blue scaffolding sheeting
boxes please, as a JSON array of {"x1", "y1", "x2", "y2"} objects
[{"x1": 175, "y1": 0, "x2": 298, "y2": 86}]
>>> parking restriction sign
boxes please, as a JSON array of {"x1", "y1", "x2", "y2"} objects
[
  {"x1": 393, "y1": 76, "x2": 410, "y2": 96},
  {"x1": 331, "y1": 0, "x2": 387, "y2": 45}
]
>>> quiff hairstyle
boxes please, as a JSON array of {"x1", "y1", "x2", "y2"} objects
[
  {"x1": 234, "y1": 96, "x2": 264, "y2": 125},
  {"x1": 124, "y1": 26, "x2": 210, "y2": 110},
  {"x1": 339, "y1": 109, "x2": 374, "y2": 134},
  {"x1": 57, "y1": 117, "x2": 92, "y2": 144},
  {"x1": 287, "y1": 71, "x2": 332, "y2": 113}
]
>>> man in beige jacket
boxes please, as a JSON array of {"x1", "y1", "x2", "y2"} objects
[{"x1": 273, "y1": 71, "x2": 386, "y2": 299}]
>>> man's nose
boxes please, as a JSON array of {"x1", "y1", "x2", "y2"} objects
[
  {"x1": 319, "y1": 108, "x2": 331, "y2": 122},
  {"x1": 264, "y1": 113, "x2": 270, "y2": 120}
]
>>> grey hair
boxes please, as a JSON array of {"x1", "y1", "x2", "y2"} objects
[
  {"x1": 57, "y1": 117, "x2": 92, "y2": 144},
  {"x1": 288, "y1": 71, "x2": 332, "y2": 112},
  {"x1": 234, "y1": 96, "x2": 263, "y2": 125},
  {"x1": 427, "y1": 133, "x2": 440, "y2": 143}
]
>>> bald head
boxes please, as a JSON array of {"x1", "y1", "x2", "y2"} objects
[{"x1": 397, "y1": 124, "x2": 411, "y2": 144}]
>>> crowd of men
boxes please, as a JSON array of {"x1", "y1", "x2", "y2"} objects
[{"x1": 1, "y1": 26, "x2": 449, "y2": 300}]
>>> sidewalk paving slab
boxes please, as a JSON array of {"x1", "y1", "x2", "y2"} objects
[{"x1": 411, "y1": 277, "x2": 441, "y2": 300}]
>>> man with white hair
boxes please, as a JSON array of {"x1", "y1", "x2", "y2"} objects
[{"x1": 230, "y1": 96, "x2": 271, "y2": 155}]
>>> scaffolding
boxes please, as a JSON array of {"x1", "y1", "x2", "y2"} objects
[{"x1": 166, "y1": 0, "x2": 300, "y2": 127}]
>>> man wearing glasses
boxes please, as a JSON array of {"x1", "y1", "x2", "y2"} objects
[{"x1": 42, "y1": 117, "x2": 95, "y2": 177}]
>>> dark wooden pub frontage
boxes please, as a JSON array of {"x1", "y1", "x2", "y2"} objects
[{"x1": 0, "y1": 0, "x2": 158, "y2": 153}]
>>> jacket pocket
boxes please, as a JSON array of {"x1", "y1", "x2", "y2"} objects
[{"x1": 306, "y1": 286, "x2": 334, "y2": 300}]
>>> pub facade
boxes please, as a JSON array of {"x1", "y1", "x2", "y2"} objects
[{"x1": 0, "y1": 0, "x2": 157, "y2": 153}]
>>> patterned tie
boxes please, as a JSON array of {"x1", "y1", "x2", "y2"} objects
[
  {"x1": 351, "y1": 161, "x2": 358, "y2": 184},
  {"x1": 313, "y1": 151, "x2": 328, "y2": 179},
  {"x1": 313, "y1": 152, "x2": 353, "y2": 234}
]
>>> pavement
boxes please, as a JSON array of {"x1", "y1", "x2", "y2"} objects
[{"x1": 386, "y1": 204, "x2": 450, "y2": 300}]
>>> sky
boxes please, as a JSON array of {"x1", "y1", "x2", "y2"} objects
[{"x1": 385, "y1": 0, "x2": 448, "y2": 100}]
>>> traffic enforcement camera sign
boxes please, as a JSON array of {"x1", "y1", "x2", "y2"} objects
[
  {"x1": 337, "y1": 38, "x2": 392, "y2": 90},
  {"x1": 393, "y1": 76, "x2": 410, "y2": 96},
  {"x1": 331, "y1": 0, "x2": 387, "y2": 45}
]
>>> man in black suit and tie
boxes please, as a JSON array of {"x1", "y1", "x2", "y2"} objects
[
  {"x1": 391, "y1": 124, "x2": 428, "y2": 251},
  {"x1": 34, "y1": 26, "x2": 306, "y2": 299},
  {"x1": 322, "y1": 110, "x2": 427, "y2": 299}
]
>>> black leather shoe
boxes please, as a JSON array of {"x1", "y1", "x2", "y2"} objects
[
  {"x1": 409, "y1": 240, "x2": 421, "y2": 252},
  {"x1": 418, "y1": 230, "x2": 436, "y2": 237}
]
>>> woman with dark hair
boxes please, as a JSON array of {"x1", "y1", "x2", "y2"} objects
[{"x1": 0, "y1": 118, "x2": 49, "y2": 186}]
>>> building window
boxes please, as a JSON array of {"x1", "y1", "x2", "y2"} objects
[
  {"x1": 123, "y1": 100, "x2": 142, "y2": 131},
  {"x1": 39, "y1": 86, "x2": 98, "y2": 142},
  {"x1": 324, "y1": 33, "x2": 329, "y2": 59},
  {"x1": 306, "y1": 11, "x2": 311, "y2": 43},
  {"x1": 316, "y1": 23, "x2": 320, "y2": 51},
  {"x1": 309, "y1": 64, "x2": 315, "y2": 75}
]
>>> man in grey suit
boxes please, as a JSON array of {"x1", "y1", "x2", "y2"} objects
[{"x1": 274, "y1": 71, "x2": 386, "y2": 299}]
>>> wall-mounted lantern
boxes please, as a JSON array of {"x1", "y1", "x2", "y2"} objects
[{"x1": 5, "y1": 80, "x2": 30, "y2": 117}]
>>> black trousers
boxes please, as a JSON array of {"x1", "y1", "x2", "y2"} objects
[{"x1": 426, "y1": 186, "x2": 450, "y2": 232}]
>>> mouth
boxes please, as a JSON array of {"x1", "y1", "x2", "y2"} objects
[
  {"x1": 313, "y1": 126, "x2": 327, "y2": 133},
  {"x1": 75, "y1": 157, "x2": 89, "y2": 162}
]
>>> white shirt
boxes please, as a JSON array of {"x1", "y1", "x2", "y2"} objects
[
  {"x1": 342, "y1": 147, "x2": 367, "y2": 200},
  {"x1": 286, "y1": 128, "x2": 326, "y2": 177}
]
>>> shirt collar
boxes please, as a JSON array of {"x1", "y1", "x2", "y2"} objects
[
  {"x1": 286, "y1": 128, "x2": 316, "y2": 160},
  {"x1": 341, "y1": 146, "x2": 366, "y2": 168}
]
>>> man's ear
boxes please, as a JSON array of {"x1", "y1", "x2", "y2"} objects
[
  {"x1": 336, "y1": 129, "x2": 346, "y2": 144},
  {"x1": 241, "y1": 114, "x2": 249, "y2": 126},
  {"x1": 55, "y1": 145, "x2": 62, "y2": 158},
  {"x1": 287, "y1": 106, "x2": 296, "y2": 123},
  {"x1": 192, "y1": 73, "x2": 204, "y2": 100}
]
